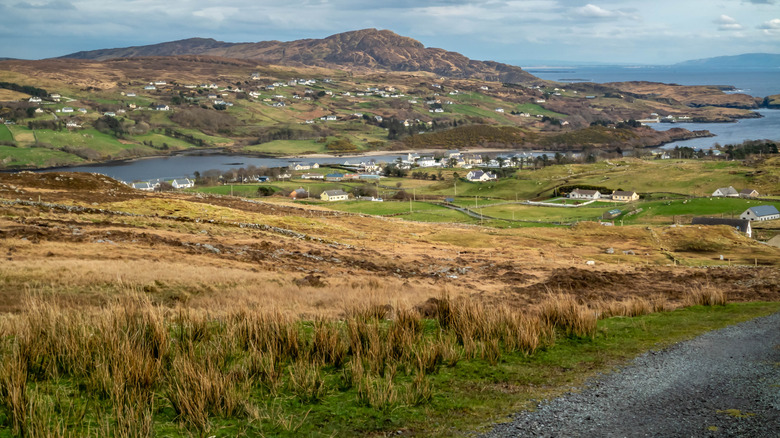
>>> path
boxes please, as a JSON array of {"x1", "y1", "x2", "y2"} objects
[{"x1": 482, "y1": 312, "x2": 780, "y2": 437}]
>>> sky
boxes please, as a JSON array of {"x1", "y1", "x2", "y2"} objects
[{"x1": 1, "y1": 0, "x2": 779, "y2": 65}]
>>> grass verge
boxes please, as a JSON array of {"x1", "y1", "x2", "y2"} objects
[{"x1": 0, "y1": 293, "x2": 777, "y2": 437}]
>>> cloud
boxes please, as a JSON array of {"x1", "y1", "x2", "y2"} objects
[
  {"x1": 14, "y1": 1, "x2": 74, "y2": 9},
  {"x1": 715, "y1": 14, "x2": 743, "y2": 31},
  {"x1": 571, "y1": 3, "x2": 638, "y2": 21},
  {"x1": 758, "y1": 17, "x2": 780, "y2": 34},
  {"x1": 743, "y1": 0, "x2": 776, "y2": 4}
]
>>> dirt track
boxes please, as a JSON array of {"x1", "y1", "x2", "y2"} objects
[{"x1": 482, "y1": 312, "x2": 780, "y2": 437}]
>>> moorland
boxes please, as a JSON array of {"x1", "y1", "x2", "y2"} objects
[{"x1": 0, "y1": 29, "x2": 779, "y2": 437}]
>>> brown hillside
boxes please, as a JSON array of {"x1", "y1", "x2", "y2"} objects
[{"x1": 59, "y1": 29, "x2": 539, "y2": 84}]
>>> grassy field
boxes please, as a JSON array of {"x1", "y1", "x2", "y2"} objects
[
  {"x1": 0, "y1": 125, "x2": 13, "y2": 143},
  {"x1": 6, "y1": 126, "x2": 35, "y2": 145},
  {"x1": 242, "y1": 139, "x2": 328, "y2": 155},
  {"x1": 0, "y1": 144, "x2": 84, "y2": 168}
]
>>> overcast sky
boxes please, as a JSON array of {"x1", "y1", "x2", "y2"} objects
[{"x1": 1, "y1": 0, "x2": 778, "y2": 65}]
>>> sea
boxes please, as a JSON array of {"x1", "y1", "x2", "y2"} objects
[
  {"x1": 525, "y1": 65, "x2": 780, "y2": 98},
  {"x1": 37, "y1": 66, "x2": 780, "y2": 182}
]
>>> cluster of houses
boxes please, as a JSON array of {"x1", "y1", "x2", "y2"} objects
[
  {"x1": 398, "y1": 150, "x2": 534, "y2": 170},
  {"x1": 128, "y1": 178, "x2": 194, "y2": 191},
  {"x1": 686, "y1": 185, "x2": 779, "y2": 240},
  {"x1": 691, "y1": 205, "x2": 780, "y2": 239}
]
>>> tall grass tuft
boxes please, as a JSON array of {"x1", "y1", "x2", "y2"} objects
[
  {"x1": 287, "y1": 359, "x2": 326, "y2": 403},
  {"x1": 685, "y1": 284, "x2": 727, "y2": 306},
  {"x1": 537, "y1": 293, "x2": 598, "y2": 338},
  {"x1": 0, "y1": 346, "x2": 29, "y2": 436}
]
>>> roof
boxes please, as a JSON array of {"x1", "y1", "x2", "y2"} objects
[
  {"x1": 325, "y1": 173, "x2": 344, "y2": 177},
  {"x1": 745, "y1": 205, "x2": 780, "y2": 217},
  {"x1": 612, "y1": 191, "x2": 636, "y2": 197},
  {"x1": 714, "y1": 186, "x2": 738, "y2": 195},
  {"x1": 172, "y1": 178, "x2": 191, "y2": 185},
  {"x1": 323, "y1": 190, "x2": 348, "y2": 196},
  {"x1": 739, "y1": 189, "x2": 758, "y2": 195},
  {"x1": 691, "y1": 217, "x2": 751, "y2": 233},
  {"x1": 572, "y1": 189, "x2": 600, "y2": 195}
]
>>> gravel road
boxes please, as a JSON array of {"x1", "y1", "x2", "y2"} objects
[{"x1": 482, "y1": 312, "x2": 780, "y2": 438}]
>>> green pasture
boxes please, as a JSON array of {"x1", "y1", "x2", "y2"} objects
[
  {"x1": 0, "y1": 124, "x2": 13, "y2": 142},
  {"x1": 242, "y1": 139, "x2": 329, "y2": 156},
  {"x1": 514, "y1": 103, "x2": 566, "y2": 118},
  {"x1": 33, "y1": 129, "x2": 131, "y2": 153},
  {"x1": 0, "y1": 145, "x2": 84, "y2": 168}
]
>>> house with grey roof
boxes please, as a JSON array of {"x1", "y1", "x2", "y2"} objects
[
  {"x1": 171, "y1": 178, "x2": 194, "y2": 189},
  {"x1": 569, "y1": 189, "x2": 601, "y2": 200},
  {"x1": 320, "y1": 190, "x2": 349, "y2": 202},
  {"x1": 739, "y1": 189, "x2": 759, "y2": 199},
  {"x1": 691, "y1": 217, "x2": 752, "y2": 238},
  {"x1": 711, "y1": 186, "x2": 739, "y2": 197},
  {"x1": 740, "y1": 205, "x2": 780, "y2": 222},
  {"x1": 466, "y1": 170, "x2": 498, "y2": 182},
  {"x1": 131, "y1": 182, "x2": 154, "y2": 191}
]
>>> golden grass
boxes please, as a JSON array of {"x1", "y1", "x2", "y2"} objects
[
  {"x1": 0, "y1": 277, "x2": 739, "y2": 436},
  {"x1": 684, "y1": 283, "x2": 728, "y2": 307}
]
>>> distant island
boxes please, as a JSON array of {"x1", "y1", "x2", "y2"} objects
[{"x1": 673, "y1": 53, "x2": 780, "y2": 69}]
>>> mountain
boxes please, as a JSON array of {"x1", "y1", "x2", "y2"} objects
[
  {"x1": 674, "y1": 53, "x2": 780, "y2": 69},
  {"x1": 59, "y1": 29, "x2": 538, "y2": 84}
]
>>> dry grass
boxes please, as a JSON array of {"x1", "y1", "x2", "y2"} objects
[
  {"x1": 536, "y1": 292, "x2": 598, "y2": 338},
  {"x1": 684, "y1": 283, "x2": 728, "y2": 307},
  {"x1": 0, "y1": 278, "x2": 738, "y2": 435}
]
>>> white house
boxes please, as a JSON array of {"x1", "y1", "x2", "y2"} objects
[
  {"x1": 712, "y1": 186, "x2": 739, "y2": 197},
  {"x1": 417, "y1": 157, "x2": 438, "y2": 167},
  {"x1": 131, "y1": 182, "x2": 155, "y2": 191},
  {"x1": 29, "y1": 97, "x2": 42, "y2": 103},
  {"x1": 171, "y1": 178, "x2": 194, "y2": 189},
  {"x1": 466, "y1": 170, "x2": 497, "y2": 182},
  {"x1": 154, "y1": 105, "x2": 169, "y2": 111},
  {"x1": 740, "y1": 205, "x2": 780, "y2": 221},
  {"x1": 569, "y1": 189, "x2": 601, "y2": 200},
  {"x1": 61, "y1": 107, "x2": 74, "y2": 113}
]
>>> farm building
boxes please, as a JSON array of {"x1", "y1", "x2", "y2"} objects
[
  {"x1": 691, "y1": 217, "x2": 752, "y2": 238},
  {"x1": 740, "y1": 205, "x2": 780, "y2": 222}
]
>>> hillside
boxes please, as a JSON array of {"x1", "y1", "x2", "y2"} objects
[
  {"x1": 61, "y1": 29, "x2": 539, "y2": 84},
  {"x1": 0, "y1": 30, "x2": 768, "y2": 170}
]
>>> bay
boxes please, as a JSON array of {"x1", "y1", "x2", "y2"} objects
[
  {"x1": 650, "y1": 109, "x2": 780, "y2": 150},
  {"x1": 40, "y1": 153, "x2": 408, "y2": 183}
]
